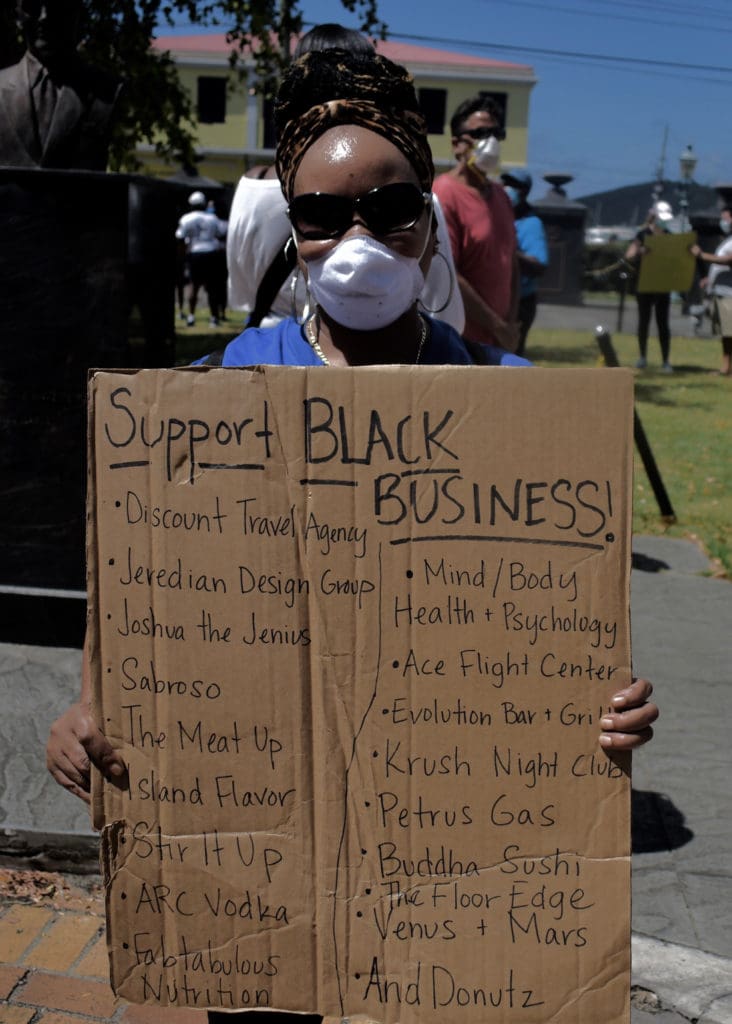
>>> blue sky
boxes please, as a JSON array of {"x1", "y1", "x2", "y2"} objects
[{"x1": 169, "y1": 0, "x2": 732, "y2": 202}]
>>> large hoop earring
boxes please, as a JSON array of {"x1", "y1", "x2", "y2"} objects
[
  {"x1": 290, "y1": 266, "x2": 313, "y2": 323},
  {"x1": 419, "y1": 249, "x2": 454, "y2": 315}
]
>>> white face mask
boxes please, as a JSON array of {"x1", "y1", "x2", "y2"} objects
[
  {"x1": 470, "y1": 135, "x2": 501, "y2": 177},
  {"x1": 720, "y1": 217, "x2": 732, "y2": 236},
  {"x1": 303, "y1": 235, "x2": 427, "y2": 330}
]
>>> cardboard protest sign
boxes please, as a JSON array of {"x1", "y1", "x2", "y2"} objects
[
  {"x1": 89, "y1": 365, "x2": 633, "y2": 1023},
  {"x1": 636, "y1": 231, "x2": 697, "y2": 293}
]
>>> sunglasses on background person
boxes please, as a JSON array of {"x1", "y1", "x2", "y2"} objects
[
  {"x1": 459, "y1": 125, "x2": 506, "y2": 142},
  {"x1": 288, "y1": 182, "x2": 431, "y2": 241}
]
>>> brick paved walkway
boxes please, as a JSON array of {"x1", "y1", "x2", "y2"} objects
[{"x1": 0, "y1": 868, "x2": 204, "y2": 1024}]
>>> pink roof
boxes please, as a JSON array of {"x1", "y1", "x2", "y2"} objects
[
  {"x1": 152, "y1": 32, "x2": 533, "y2": 74},
  {"x1": 379, "y1": 39, "x2": 530, "y2": 72}
]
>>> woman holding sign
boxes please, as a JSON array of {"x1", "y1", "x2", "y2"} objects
[
  {"x1": 47, "y1": 47, "x2": 659, "y2": 1024},
  {"x1": 624, "y1": 202, "x2": 674, "y2": 373}
]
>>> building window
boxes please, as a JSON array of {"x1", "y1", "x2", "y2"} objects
[
  {"x1": 197, "y1": 77, "x2": 227, "y2": 124},
  {"x1": 419, "y1": 88, "x2": 447, "y2": 134},
  {"x1": 479, "y1": 90, "x2": 508, "y2": 126}
]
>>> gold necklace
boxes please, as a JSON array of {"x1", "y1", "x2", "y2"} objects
[
  {"x1": 304, "y1": 315, "x2": 330, "y2": 364},
  {"x1": 414, "y1": 314, "x2": 429, "y2": 363},
  {"x1": 304, "y1": 313, "x2": 429, "y2": 365}
]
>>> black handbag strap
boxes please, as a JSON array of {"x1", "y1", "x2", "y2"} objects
[{"x1": 247, "y1": 238, "x2": 298, "y2": 328}]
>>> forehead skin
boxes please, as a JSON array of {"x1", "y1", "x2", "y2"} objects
[{"x1": 293, "y1": 125, "x2": 422, "y2": 199}]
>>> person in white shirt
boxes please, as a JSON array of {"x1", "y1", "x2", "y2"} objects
[
  {"x1": 691, "y1": 205, "x2": 732, "y2": 376},
  {"x1": 175, "y1": 190, "x2": 227, "y2": 326}
]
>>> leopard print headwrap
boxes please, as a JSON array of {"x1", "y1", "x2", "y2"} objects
[{"x1": 275, "y1": 49, "x2": 434, "y2": 201}]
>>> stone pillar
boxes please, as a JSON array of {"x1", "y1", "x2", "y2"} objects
[
  {"x1": 534, "y1": 173, "x2": 588, "y2": 306},
  {"x1": 0, "y1": 168, "x2": 180, "y2": 645}
]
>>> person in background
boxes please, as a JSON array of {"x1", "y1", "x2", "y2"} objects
[
  {"x1": 433, "y1": 94, "x2": 519, "y2": 352},
  {"x1": 500, "y1": 168, "x2": 548, "y2": 356},
  {"x1": 175, "y1": 190, "x2": 227, "y2": 327},
  {"x1": 225, "y1": 23, "x2": 464, "y2": 333},
  {"x1": 206, "y1": 197, "x2": 229, "y2": 323},
  {"x1": 691, "y1": 205, "x2": 732, "y2": 376},
  {"x1": 174, "y1": 232, "x2": 189, "y2": 321},
  {"x1": 624, "y1": 202, "x2": 674, "y2": 372}
]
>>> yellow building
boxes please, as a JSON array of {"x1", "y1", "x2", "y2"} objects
[{"x1": 144, "y1": 33, "x2": 536, "y2": 184}]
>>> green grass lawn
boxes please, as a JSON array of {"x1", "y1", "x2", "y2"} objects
[
  {"x1": 529, "y1": 328, "x2": 731, "y2": 576},
  {"x1": 172, "y1": 312, "x2": 237, "y2": 365},
  {"x1": 173, "y1": 314, "x2": 732, "y2": 577}
]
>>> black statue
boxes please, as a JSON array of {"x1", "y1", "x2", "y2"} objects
[{"x1": 0, "y1": 0, "x2": 122, "y2": 170}]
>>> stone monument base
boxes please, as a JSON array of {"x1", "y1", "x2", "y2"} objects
[{"x1": 0, "y1": 168, "x2": 182, "y2": 645}]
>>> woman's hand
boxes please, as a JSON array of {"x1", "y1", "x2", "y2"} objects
[
  {"x1": 598, "y1": 677, "x2": 658, "y2": 751},
  {"x1": 690, "y1": 243, "x2": 702, "y2": 258},
  {"x1": 46, "y1": 703, "x2": 127, "y2": 804}
]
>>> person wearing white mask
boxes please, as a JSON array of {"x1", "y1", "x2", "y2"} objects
[
  {"x1": 226, "y1": 25, "x2": 464, "y2": 335},
  {"x1": 196, "y1": 54, "x2": 525, "y2": 372},
  {"x1": 47, "y1": 50, "x2": 659, "y2": 1024},
  {"x1": 433, "y1": 96, "x2": 520, "y2": 351},
  {"x1": 691, "y1": 205, "x2": 732, "y2": 376}
]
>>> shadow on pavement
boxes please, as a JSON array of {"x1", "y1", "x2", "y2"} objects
[
  {"x1": 632, "y1": 788, "x2": 694, "y2": 854},
  {"x1": 632, "y1": 552, "x2": 670, "y2": 573}
]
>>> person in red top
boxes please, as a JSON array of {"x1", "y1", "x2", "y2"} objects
[{"x1": 433, "y1": 95, "x2": 519, "y2": 351}]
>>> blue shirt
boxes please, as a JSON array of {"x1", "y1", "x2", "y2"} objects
[
  {"x1": 195, "y1": 317, "x2": 532, "y2": 367},
  {"x1": 515, "y1": 213, "x2": 549, "y2": 298}
]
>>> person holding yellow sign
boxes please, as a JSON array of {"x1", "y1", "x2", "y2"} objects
[{"x1": 624, "y1": 202, "x2": 674, "y2": 373}]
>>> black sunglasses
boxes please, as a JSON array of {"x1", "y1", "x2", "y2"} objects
[
  {"x1": 288, "y1": 182, "x2": 431, "y2": 241},
  {"x1": 460, "y1": 125, "x2": 506, "y2": 142}
]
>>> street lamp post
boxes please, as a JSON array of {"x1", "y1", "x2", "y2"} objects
[
  {"x1": 678, "y1": 144, "x2": 697, "y2": 232},
  {"x1": 678, "y1": 145, "x2": 700, "y2": 327}
]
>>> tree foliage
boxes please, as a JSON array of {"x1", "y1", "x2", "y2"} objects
[{"x1": 0, "y1": 0, "x2": 385, "y2": 171}]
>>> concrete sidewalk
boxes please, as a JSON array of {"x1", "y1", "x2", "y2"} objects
[
  {"x1": 1, "y1": 534, "x2": 730, "y2": 1023},
  {"x1": 627, "y1": 536, "x2": 732, "y2": 1024},
  {"x1": 534, "y1": 295, "x2": 713, "y2": 343}
]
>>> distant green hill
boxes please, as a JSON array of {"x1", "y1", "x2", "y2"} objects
[{"x1": 577, "y1": 181, "x2": 719, "y2": 227}]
